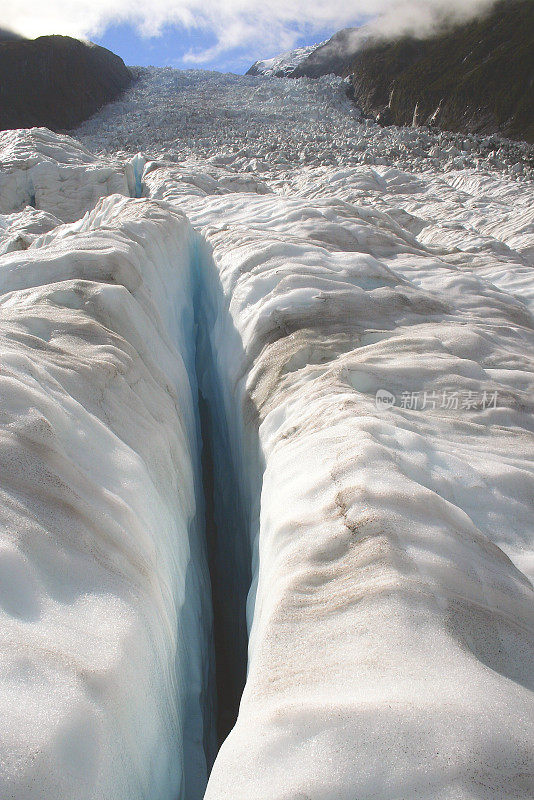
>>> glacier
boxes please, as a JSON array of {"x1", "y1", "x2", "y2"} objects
[{"x1": 0, "y1": 66, "x2": 533, "y2": 800}]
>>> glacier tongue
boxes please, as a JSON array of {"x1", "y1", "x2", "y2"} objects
[{"x1": 0, "y1": 66, "x2": 534, "y2": 800}]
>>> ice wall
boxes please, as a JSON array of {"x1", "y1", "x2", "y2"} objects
[
  {"x1": 193, "y1": 236, "x2": 256, "y2": 742},
  {"x1": 0, "y1": 193, "x2": 214, "y2": 800}
]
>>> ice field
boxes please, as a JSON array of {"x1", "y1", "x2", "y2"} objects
[{"x1": 0, "y1": 67, "x2": 533, "y2": 799}]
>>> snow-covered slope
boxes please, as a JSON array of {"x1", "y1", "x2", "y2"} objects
[
  {"x1": 246, "y1": 42, "x2": 324, "y2": 77},
  {"x1": 246, "y1": 27, "x2": 361, "y2": 79},
  {"x1": 1, "y1": 67, "x2": 533, "y2": 799}
]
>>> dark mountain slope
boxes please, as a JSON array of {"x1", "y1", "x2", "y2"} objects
[
  {"x1": 0, "y1": 36, "x2": 133, "y2": 132},
  {"x1": 349, "y1": 0, "x2": 534, "y2": 142},
  {"x1": 0, "y1": 28, "x2": 24, "y2": 41}
]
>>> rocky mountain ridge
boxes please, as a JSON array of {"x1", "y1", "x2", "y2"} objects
[
  {"x1": 247, "y1": 28, "x2": 359, "y2": 78},
  {"x1": 349, "y1": 0, "x2": 534, "y2": 143},
  {"x1": 246, "y1": 0, "x2": 534, "y2": 144},
  {"x1": 0, "y1": 35, "x2": 133, "y2": 132}
]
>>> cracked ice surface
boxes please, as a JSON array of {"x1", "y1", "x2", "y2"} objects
[
  {"x1": 76, "y1": 68, "x2": 533, "y2": 178},
  {"x1": 180, "y1": 177, "x2": 534, "y2": 800},
  {"x1": 0, "y1": 65, "x2": 534, "y2": 800}
]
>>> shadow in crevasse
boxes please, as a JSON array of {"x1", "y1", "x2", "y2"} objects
[
  {"x1": 192, "y1": 235, "x2": 257, "y2": 752},
  {"x1": 198, "y1": 389, "x2": 249, "y2": 745}
]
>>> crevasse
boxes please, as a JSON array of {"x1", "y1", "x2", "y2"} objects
[{"x1": 192, "y1": 237, "x2": 254, "y2": 745}]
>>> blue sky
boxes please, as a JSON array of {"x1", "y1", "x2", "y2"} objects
[
  {"x1": 94, "y1": 22, "x2": 347, "y2": 74},
  {"x1": 2, "y1": 0, "x2": 374, "y2": 73}
]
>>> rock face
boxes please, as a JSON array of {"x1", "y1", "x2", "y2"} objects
[
  {"x1": 349, "y1": 0, "x2": 534, "y2": 143},
  {"x1": 0, "y1": 35, "x2": 133, "y2": 132}
]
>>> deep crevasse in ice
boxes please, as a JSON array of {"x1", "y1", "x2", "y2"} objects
[
  {"x1": 1, "y1": 65, "x2": 534, "y2": 800},
  {"x1": 148, "y1": 165, "x2": 534, "y2": 800}
]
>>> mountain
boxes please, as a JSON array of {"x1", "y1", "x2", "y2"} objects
[
  {"x1": 247, "y1": 0, "x2": 533, "y2": 143},
  {"x1": 349, "y1": 0, "x2": 534, "y2": 142},
  {"x1": 246, "y1": 42, "x2": 323, "y2": 77},
  {"x1": 0, "y1": 27, "x2": 24, "y2": 41},
  {"x1": 290, "y1": 26, "x2": 361, "y2": 78},
  {"x1": 0, "y1": 35, "x2": 133, "y2": 132},
  {"x1": 246, "y1": 27, "x2": 360, "y2": 78}
]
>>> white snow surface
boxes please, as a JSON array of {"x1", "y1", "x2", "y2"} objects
[
  {"x1": 247, "y1": 42, "x2": 325, "y2": 77},
  {"x1": 1, "y1": 66, "x2": 534, "y2": 799}
]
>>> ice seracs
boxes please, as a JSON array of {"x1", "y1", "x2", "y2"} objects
[
  {"x1": 0, "y1": 128, "x2": 132, "y2": 223},
  {"x1": 75, "y1": 67, "x2": 533, "y2": 179},
  {"x1": 0, "y1": 65, "x2": 533, "y2": 800}
]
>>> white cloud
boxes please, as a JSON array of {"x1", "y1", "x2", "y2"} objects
[
  {"x1": 0, "y1": 0, "x2": 499, "y2": 62},
  {"x1": 369, "y1": 0, "x2": 499, "y2": 39}
]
